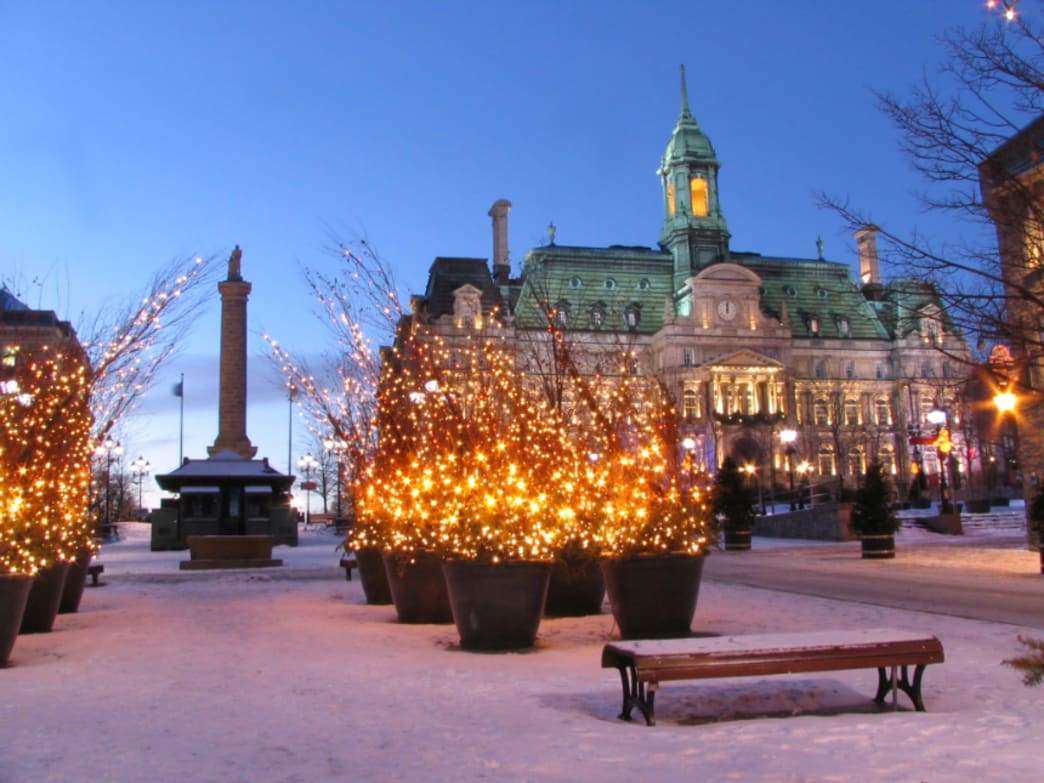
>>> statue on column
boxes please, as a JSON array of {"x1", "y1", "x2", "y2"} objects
[{"x1": 228, "y1": 245, "x2": 243, "y2": 280}]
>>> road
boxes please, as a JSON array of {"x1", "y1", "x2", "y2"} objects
[{"x1": 704, "y1": 536, "x2": 1044, "y2": 630}]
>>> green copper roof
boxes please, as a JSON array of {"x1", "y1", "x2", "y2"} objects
[
  {"x1": 513, "y1": 245, "x2": 672, "y2": 334},
  {"x1": 661, "y1": 65, "x2": 717, "y2": 166}
]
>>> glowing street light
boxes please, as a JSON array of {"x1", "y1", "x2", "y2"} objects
[
  {"x1": 297, "y1": 452, "x2": 320, "y2": 527},
  {"x1": 993, "y1": 389, "x2": 1017, "y2": 415},
  {"x1": 779, "y1": 428, "x2": 797, "y2": 445},
  {"x1": 926, "y1": 409, "x2": 947, "y2": 426},
  {"x1": 681, "y1": 437, "x2": 697, "y2": 451}
]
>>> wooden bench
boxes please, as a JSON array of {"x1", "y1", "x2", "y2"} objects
[
  {"x1": 339, "y1": 557, "x2": 357, "y2": 582},
  {"x1": 86, "y1": 563, "x2": 105, "y2": 587},
  {"x1": 601, "y1": 628, "x2": 944, "y2": 726}
]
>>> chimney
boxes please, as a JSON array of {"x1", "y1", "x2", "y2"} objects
[
  {"x1": 855, "y1": 225, "x2": 881, "y2": 286},
  {"x1": 488, "y1": 199, "x2": 512, "y2": 284}
]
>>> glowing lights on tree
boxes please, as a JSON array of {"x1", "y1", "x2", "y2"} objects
[{"x1": 0, "y1": 346, "x2": 93, "y2": 575}]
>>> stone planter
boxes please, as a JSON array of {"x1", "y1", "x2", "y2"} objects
[
  {"x1": 600, "y1": 553, "x2": 706, "y2": 639},
  {"x1": 545, "y1": 555, "x2": 605, "y2": 616},
  {"x1": 355, "y1": 546, "x2": 392, "y2": 605},
  {"x1": 20, "y1": 561, "x2": 71, "y2": 634},
  {"x1": 860, "y1": 534, "x2": 895, "y2": 560},
  {"x1": 723, "y1": 527, "x2": 752, "y2": 551},
  {"x1": 59, "y1": 548, "x2": 92, "y2": 614},
  {"x1": 0, "y1": 575, "x2": 33, "y2": 667},
  {"x1": 382, "y1": 551, "x2": 452, "y2": 624},
  {"x1": 443, "y1": 560, "x2": 551, "y2": 650}
]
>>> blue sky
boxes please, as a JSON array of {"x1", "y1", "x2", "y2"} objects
[{"x1": 0, "y1": 1, "x2": 998, "y2": 506}]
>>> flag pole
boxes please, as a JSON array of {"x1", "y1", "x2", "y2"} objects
[{"x1": 178, "y1": 372, "x2": 185, "y2": 464}]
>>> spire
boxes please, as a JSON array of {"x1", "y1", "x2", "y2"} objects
[{"x1": 679, "y1": 64, "x2": 692, "y2": 119}]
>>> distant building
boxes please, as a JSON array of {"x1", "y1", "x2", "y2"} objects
[
  {"x1": 0, "y1": 285, "x2": 85, "y2": 367},
  {"x1": 401, "y1": 69, "x2": 971, "y2": 498}
]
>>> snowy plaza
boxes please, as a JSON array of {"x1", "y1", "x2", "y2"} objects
[{"x1": 3, "y1": 524, "x2": 1042, "y2": 783}]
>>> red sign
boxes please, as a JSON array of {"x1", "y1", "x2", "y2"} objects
[
  {"x1": 300, "y1": 480, "x2": 318, "y2": 491},
  {"x1": 909, "y1": 436, "x2": 935, "y2": 446}
]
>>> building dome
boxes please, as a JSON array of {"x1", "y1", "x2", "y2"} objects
[{"x1": 660, "y1": 65, "x2": 717, "y2": 170}]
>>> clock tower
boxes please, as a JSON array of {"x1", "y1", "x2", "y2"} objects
[{"x1": 659, "y1": 65, "x2": 730, "y2": 291}]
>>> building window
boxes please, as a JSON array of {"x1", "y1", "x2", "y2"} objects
[
  {"x1": 837, "y1": 317, "x2": 850, "y2": 337},
  {"x1": 624, "y1": 303, "x2": 641, "y2": 330},
  {"x1": 639, "y1": 278, "x2": 651, "y2": 291},
  {"x1": 569, "y1": 276, "x2": 583, "y2": 289},
  {"x1": 784, "y1": 285, "x2": 797, "y2": 297},
  {"x1": 554, "y1": 300, "x2": 570, "y2": 327},
  {"x1": 816, "y1": 287, "x2": 828, "y2": 299},
  {"x1": 814, "y1": 359, "x2": 827, "y2": 379},
  {"x1": 845, "y1": 361, "x2": 855, "y2": 379},
  {"x1": 667, "y1": 182, "x2": 676, "y2": 217},
  {"x1": 589, "y1": 303, "x2": 606, "y2": 328},
  {"x1": 844, "y1": 399, "x2": 860, "y2": 426},
  {"x1": 922, "y1": 361, "x2": 935, "y2": 378},
  {"x1": 848, "y1": 450, "x2": 864, "y2": 478},
  {"x1": 875, "y1": 363, "x2": 885, "y2": 379},
  {"x1": 808, "y1": 316, "x2": 820, "y2": 336},
  {"x1": 880, "y1": 445, "x2": 896, "y2": 475},
  {"x1": 814, "y1": 399, "x2": 830, "y2": 426},
  {"x1": 682, "y1": 347, "x2": 695, "y2": 367},
  {"x1": 1, "y1": 347, "x2": 16, "y2": 368},
  {"x1": 683, "y1": 387, "x2": 701, "y2": 421},
  {"x1": 875, "y1": 398, "x2": 892, "y2": 426},
  {"x1": 605, "y1": 278, "x2": 617, "y2": 290},
  {"x1": 818, "y1": 446, "x2": 835, "y2": 476},
  {"x1": 689, "y1": 176, "x2": 709, "y2": 217}
]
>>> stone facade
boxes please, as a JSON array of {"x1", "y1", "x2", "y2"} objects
[{"x1": 401, "y1": 70, "x2": 973, "y2": 499}]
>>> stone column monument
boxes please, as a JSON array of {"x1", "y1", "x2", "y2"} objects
[{"x1": 208, "y1": 245, "x2": 257, "y2": 458}]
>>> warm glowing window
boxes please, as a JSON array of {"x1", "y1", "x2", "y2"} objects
[
  {"x1": 683, "y1": 387, "x2": 701, "y2": 421},
  {"x1": 689, "y1": 177, "x2": 708, "y2": 217},
  {"x1": 667, "y1": 182, "x2": 676, "y2": 217}
]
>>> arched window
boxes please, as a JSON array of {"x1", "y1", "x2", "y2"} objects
[
  {"x1": 554, "y1": 300, "x2": 570, "y2": 327},
  {"x1": 837, "y1": 317, "x2": 850, "y2": 337},
  {"x1": 848, "y1": 449, "x2": 864, "y2": 479},
  {"x1": 814, "y1": 399, "x2": 830, "y2": 426},
  {"x1": 689, "y1": 176, "x2": 709, "y2": 217},
  {"x1": 605, "y1": 278, "x2": 617, "y2": 291},
  {"x1": 569, "y1": 276, "x2": 583, "y2": 289},
  {"x1": 589, "y1": 302, "x2": 606, "y2": 328},
  {"x1": 624, "y1": 303, "x2": 641, "y2": 330},
  {"x1": 875, "y1": 398, "x2": 892, "y2": 426},
  {"x1": 666, "y1": 182, "x2": 676, "y2": 217},
  {"x1": 844, "y1": 398, "x2": 860, "y2": 426},
  {"x1": 638, "y1": 278, "x2": 651, "y2": 291}
]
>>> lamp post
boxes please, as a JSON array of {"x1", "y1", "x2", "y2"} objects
[
  {"x1": 681, "y1": 436, "x2": 697, "y2": 489},
  {"x1": 742, "y1": 463, "x2": 763, "y2": 514},
  {"x1": 796, "y1": 460, "x2": 812, "y2": 508},
  {"x1": 93, "y1": 438, "x2": 123, "y2": 539},
  {"x1": 130, "y1": 455, "x2": 151, "y2": 518},
  {"x1": 926, "y1": 408, "x2": 952, "y2": 512},
  {"x1": 780, "y1": 428, "x2": 798, "y2": 510},
  {"x1": 993, "y1": 386, "x2": 1020, "y2": 486},
  {"x1": 297, "y1": 453, "x2": 319, "y2": 527}
]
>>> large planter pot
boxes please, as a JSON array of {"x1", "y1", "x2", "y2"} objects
[
  {"x1": 912, "y1": 498, "x2": 932, "y2": 510},
  {"x1": 860, "y1": 534, "x2": 895, "y2": 560},
  {"x1": 382, "y1": 551, "x2": 452, "y2": 624},
  {"x1": 600, "y1": 553, "x2": 706, "y2": 640},
  {"x1": 59, "y1": 549, "x2": 92, "y2": 614},
  {"x1": 545, "y1": 555, "x2": 605, "y2": 616},
  {"x1": 723, "y1": 527, "x2": 752, "y2": 551},
  {"x1": 443, "y1": 560, "x2": 551, "y2": 650},
  {"x1": 20, "y1": 561, "x2": 71, "y2": 634},
  {"x1": 964, "y1": 499, "x2": 990, "y2": 514},
  {"x1": 0, "y1": 575, "x2": 33, "y2": 667},
  {"x1": 355, "y1": 546, "x2": 392, "y2": 605},
  {"x1": 990, "y1": 497, "x2": 1011, "y2": 508}
]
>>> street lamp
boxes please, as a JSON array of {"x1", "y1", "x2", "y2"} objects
[
  {"x1": 130, "y1": 455, "x2": 151, "y2": 518},
  {"x1": 796, "y1": 460, "x2": 813, "y2": 508},
  {"x1": 926, "y1": 408, "x2": 954, "y2": 512},
  {"x1": 780, "y1": 428, "x2": 799, "y2": 510},
  {"x1": 993, "y1": 388, "x2": 1018, "y2": 415},
  {"x1": 94, "y1": 438, "x2": 124, "y2": 539},
  {"x1": 742, "y1": 463, "x2": 764, "y2": 514},
  {"x1": 297, "y1": 453, "x2": 320, "y2": 527}
]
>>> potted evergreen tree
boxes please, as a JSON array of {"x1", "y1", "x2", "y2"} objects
[
  {"x1": 713, "y1": 457, "x2": 757, "y2": 551},
  {"x1": 851, "y1": 462, "x2": 900, "y2": 559}
]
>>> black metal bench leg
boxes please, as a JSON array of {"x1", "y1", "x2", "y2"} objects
[
  {"x1": 615, "y1": 665, "x2": 656, "y2": 726},
  {"x1": 898, "y1": 664, "x2": 928, "y2": 712},
  {"x1": 873, "y1": 667, "x2": 890, "y2": 704},
  {"x1": 617, "y1": 665, "x2": 634, "y2": 721}
]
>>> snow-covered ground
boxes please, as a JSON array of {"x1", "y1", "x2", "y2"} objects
[{"x1": 2, "y1": 525, "x2": 1043, "y2": 782}]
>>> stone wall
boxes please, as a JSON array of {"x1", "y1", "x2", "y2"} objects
[{"x1": 752, "y1": 503, "x2": 856, "y2": 542}]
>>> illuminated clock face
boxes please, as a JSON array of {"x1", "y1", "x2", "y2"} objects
[{"x1": 717, "y1": 299, "x2": 738, "y2": 321}]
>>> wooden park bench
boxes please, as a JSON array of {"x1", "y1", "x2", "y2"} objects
[
  {"x1": 601, "y1": 628, "x2": 944, "y2": 726},
  {"x1": 339, "y1": 556, "x2": 357, "y2": 582},
  {"x1": 86, "y1": 563, "x2": 105, "y2": 587}
]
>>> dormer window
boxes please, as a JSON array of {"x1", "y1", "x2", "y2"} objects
[
  {"x1": 638, "y1": 278, "x2": 651, "y2": 291},
  {"x1": 452, "y1": 285, "x2": 482, "y2": 328},
  {"x1": 589, "y1": 303, "x2": 606, "y2": 328},
  {"x1": 605, "y1": 278, "x2": 617, "y2": 291},
  {"x1": 689, "y1": 176, "x2": 709, "y2": 217},
  {"x1": 807, "y1": 316, "x2": 820, "y2": 337},
  {"x1": 569, "y1": 276, "x2": 583, "y2": 289},
  {"x1": 816, "y1": 287, "x2": 828, "y2": 299},
  {"x1": 554, "y1": 300, "x2": 571, "y2": 327},
  {"x1": 784, "y1": 285, "x2": 797, "y2": 297},
  {"x1": 624, "y1": 303, "x2": 641, "y2": 330},
  {"x1": 837, "y1": 317, "x2": 850, "y2": 337}
]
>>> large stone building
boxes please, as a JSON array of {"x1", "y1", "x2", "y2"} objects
[
  {"x1": 981, "y1": 115, "x2": 1044, "y2": 542},
  {"x1": 406, "y1": 69, "x2": 968, "y2": 496}
]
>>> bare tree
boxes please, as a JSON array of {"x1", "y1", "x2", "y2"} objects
[{"x1": 819, "y1": 9, "x2": 1044, "y2": 385}]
